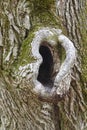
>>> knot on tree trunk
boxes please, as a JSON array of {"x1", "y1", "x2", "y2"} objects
[{"x1": 31, "y1": 27, "x2": 76, "y2": 103}]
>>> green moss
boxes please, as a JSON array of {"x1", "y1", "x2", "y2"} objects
[
  {"x1": 17, "y1": 1, "x2": 59, "y2": 67},
  {"x1": 57, "y1": 43, "x2": 66, "y2": 64},
  {"x1": 29, "y1": 0, "x2": 55, "y2": 10},
  {"x1": 17, "y1": 28, "x2": 36, "y2": 66},
  {"x1": 29, "y1": 0, "x2": 64, "y2": 30},
  {"x1": 30, "y1": 10, "x2": 62, "y2": 29},
  {"x1": 13, "y1": 0, "x2": 66, "y2": 70}
]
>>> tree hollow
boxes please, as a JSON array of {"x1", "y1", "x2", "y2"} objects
[{"x1": 37, "y1": 44, "x2": 54, "y2": 88}]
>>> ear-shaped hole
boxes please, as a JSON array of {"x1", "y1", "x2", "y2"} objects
[{"x1": 37, "y1": 44, "x2": 54, "y2": 88}]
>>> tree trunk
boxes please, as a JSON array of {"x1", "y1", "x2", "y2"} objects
[{"x1": 0, "y1": 0, "x2": 87, "y2": 130}]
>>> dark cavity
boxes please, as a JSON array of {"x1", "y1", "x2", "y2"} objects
[{"x1": 37, "y1": 44, "x2": 54, "y2": 88}]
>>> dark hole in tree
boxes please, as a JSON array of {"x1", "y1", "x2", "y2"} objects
[{"x1": 37, "y1": 44, "x2": 54, "y2": 88}]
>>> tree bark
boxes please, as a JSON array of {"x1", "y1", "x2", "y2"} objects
[{"x1": 0, "y1": 0, "x2": 87, "y2": 130}]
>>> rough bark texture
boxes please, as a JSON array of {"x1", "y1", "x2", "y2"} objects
[{"x1": 0, "y1": 0, "x2": 87, "y2": 130}]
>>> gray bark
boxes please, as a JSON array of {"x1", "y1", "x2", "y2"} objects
[{"x1": 0, "y1": 0, "x2": 87, "y2": 130}]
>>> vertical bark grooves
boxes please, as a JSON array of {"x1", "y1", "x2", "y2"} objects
[
  {"x1": 56, "y1": 0, "x2": 87, "y2": 130},
  {"x1": 0, "y1": 79, "x2": 56, "y2": 130},
  {"x1": 0, "y1": 46, "x2": 3, "y2": 69},
  {"x1": 53, "y1": 104, "x2": 61, "y2": 130},
  {"x1": 0, "y1": 0, "x2": 30, "y2": 67},
  {"x1": 56, "y1": 0, "x2": 85, "y2": 48}
]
